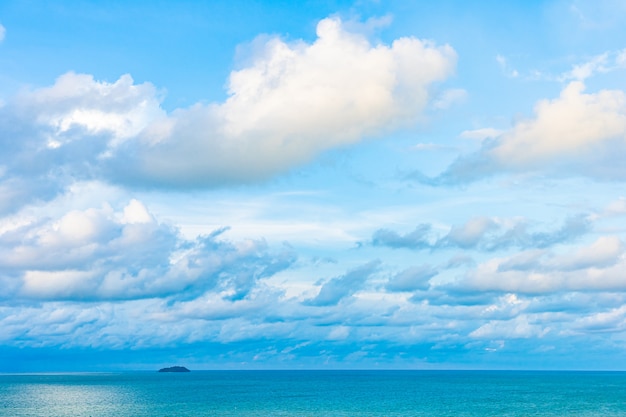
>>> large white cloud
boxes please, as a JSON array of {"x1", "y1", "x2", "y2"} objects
[
  {"x1": 114, "y1": 17, "x2": 456, "y2": 186},
  {"x1": 0, "y1": 17, "x2": 456, "y2": 189}
]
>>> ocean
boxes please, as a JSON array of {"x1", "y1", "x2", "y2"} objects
[{"x1": 1, "y1": 370, "x2": 626, "y2": 416}]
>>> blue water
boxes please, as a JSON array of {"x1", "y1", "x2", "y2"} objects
[{"x1": 2, "y1": 370, "x2": 626, "y2": 416}]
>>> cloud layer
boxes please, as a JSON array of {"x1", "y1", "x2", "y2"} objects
[
  {"x1": 0, "y1": 196, "x2": 295, "y2": 301},
  {"x1": 3, "y1": 190, "x2": 626, "y2": 369},
  {"x1": 4, "y1": 8, "x2": 626, "y2": 371}
]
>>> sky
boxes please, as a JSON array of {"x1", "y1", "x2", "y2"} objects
[{"x1": 2, "y1": 0, "x2": 626, "y2": 371}]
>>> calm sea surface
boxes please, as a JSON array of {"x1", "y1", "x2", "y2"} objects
[{"x1": 1, "y1": 370, "x2": 626, "y2": 416}]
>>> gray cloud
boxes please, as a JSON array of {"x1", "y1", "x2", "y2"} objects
[
  {"x1": 371, "y1": 214, "x2": 591, "y2": 252},
  {"x1": 372, "y1": 224, "x2": 431, "y2": 249},
  {"x1": 307, "y1": 260, "x2": 380, "y2": 306},
  {"x1": 386, "y1": 265, "x2": 437, "y2": 292}
]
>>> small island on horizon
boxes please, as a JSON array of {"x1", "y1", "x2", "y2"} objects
[{"x1": 158, "y1": 366, "x2": 190, "y2": 373}]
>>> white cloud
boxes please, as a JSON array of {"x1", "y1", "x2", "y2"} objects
[
  {"x1": 558, "y1": 49, "x2": 626, "y2": 82},
  {"x1": 121, "y1": 199, "x2": 153, "y2": 224},
  {"x1": 437, "y1": 81, "x2": 626, "y2": 183},
  {"x1": 1, "y1": 17, "x2": 456, "y2": 189},
  {"x1": 490, "y1": 82, "x2": 626, "y2": 167},
  {"x1": 459, "y1": 128, "x2": 504, "y2": 140},
  {"x1": 0, "y1": 24, "x2": 5, "y2": 43},
  {"x1": 496, "y1": 54, "x2": 519, "y2": 78},
  {"x1": 22, "y1": 270, "x2": 98, "y2": 299},
  {"x1": 470, "y1": 316, "x2": 549, "y2": 339},
  {"x1": 113, "y1": 17, "x2": 456, "y2": 186},
  {"x1": 456, "y1": 236, "x2": 626, "y2": 294},
  {"x1": 410, "y1": 143, "x2": 455, "y2": 151},
  {"x1": 559, "y1": 53, "x2": 610, "y2": 81},
  {"x1": 553, "y1": 236, "x2": 623, "y2": 270},
  {"x1": 0, "y1": 194, "x2": 295, "y2": 301},
  {"x1": 603, "y1": 197, "x2": 626, "y2": 216},
  {"x1": 444, "y1": 217, "x2": 497, "y2": 248},
  {"x1": 573, "y1": 305, "x2": 626, "y2": 333},
  {"x1": 15, "y1": 72, "x2": 164, "y2": 148}
]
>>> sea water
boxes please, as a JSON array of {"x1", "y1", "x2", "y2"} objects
[{"x1": 1, "y1": 370, "x2": 626, "y2": 416}]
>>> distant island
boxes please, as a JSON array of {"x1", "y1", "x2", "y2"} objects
[{"x1": 158, "y1": 366, "x2": 190, "y2": 373}]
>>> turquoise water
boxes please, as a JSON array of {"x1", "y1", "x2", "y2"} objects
[{"x1": 2, "y1": 371, "x2": 626, "y2": 416}]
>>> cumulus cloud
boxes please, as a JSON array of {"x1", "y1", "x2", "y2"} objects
[
  {"x1": 0, "y1": 198, "x2": 295, "y2": 301},
  {"x1": 13, "y1": 72, "x2": 164, "y2": 147},
  {"x1": 428, "y1": 81, "x2": 626, "y2": 184},
  {"x1": 0, "y1": 17, "x2": 456, "y2": 191},
  {"x1": 0, "y1": 73, "x2": 164, "y2": 213},
  {"x1": 114, "y1": 17, "x2": 455, "y2": 186},
  {"x1": 490, "y1": 82, "x2": 626, "y2": 166}
]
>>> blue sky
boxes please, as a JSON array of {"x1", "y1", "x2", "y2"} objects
[{"x1": 2, "y1": 0, "x2": 626, "y2": 371}]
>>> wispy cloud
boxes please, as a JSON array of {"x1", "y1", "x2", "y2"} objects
[
  {"x1": 558, "y1": 49, "x2": 626, "y2": 81},
  {"x1": 459, "y1": 128, "x2": 504, "y2": 140},
  {"x1": 432, "y1": 88, "x2": 467, "y2": 109},
  {"x1": 496, "y1": 54, "x2": 519, "y2": 78}
]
